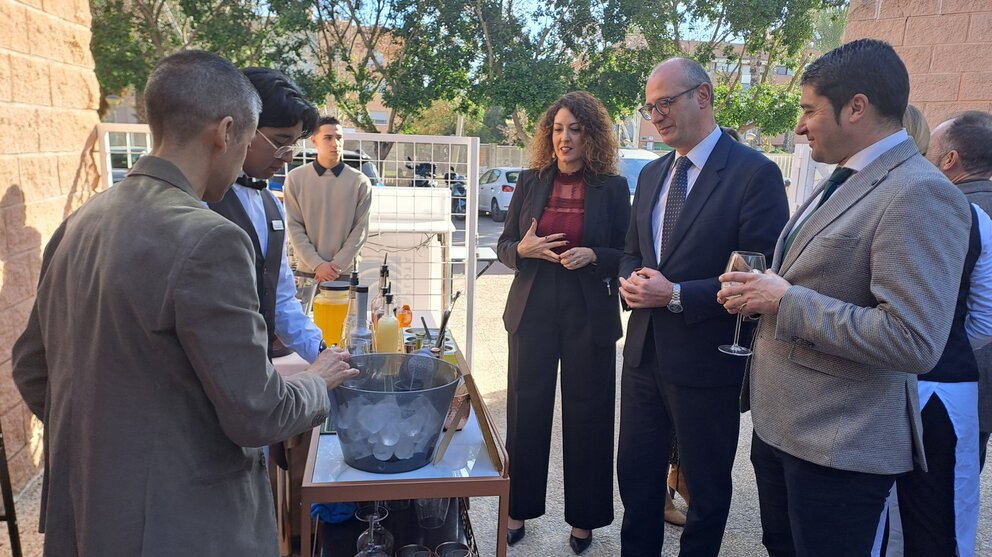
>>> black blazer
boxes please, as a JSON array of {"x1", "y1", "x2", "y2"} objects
[
  {"x1": 619, "y1": 132, "x2": 789, "y2": 386},
  {"x1": 497, "y1": 168, "x2": 631, "y2": 345}
]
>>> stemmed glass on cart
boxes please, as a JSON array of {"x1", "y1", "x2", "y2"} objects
[{"x1": 354, "y1": 502, "x2": 394, "y2": 557}]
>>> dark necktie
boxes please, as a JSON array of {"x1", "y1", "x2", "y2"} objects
[
  {"x1": 236, "y1": 175, "x2": 268, "y2": 190},
  {"x1": 782, "y1": 166, "x2": 855, "y2": 256},
  {"x1": 659, "y1": 156, "x2": 693, "y2": 260}
]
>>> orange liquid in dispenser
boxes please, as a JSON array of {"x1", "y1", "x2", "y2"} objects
[{"x1": 313, "y1": 298, "x2": 349, "y2": 346}]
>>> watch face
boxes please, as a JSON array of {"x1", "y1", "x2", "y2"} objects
[{"x1": 668, "y1": 303, "x2": 683, "y2": 314}]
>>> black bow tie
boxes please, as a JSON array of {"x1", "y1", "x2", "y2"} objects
[{"x1": 236, "y1": 175, "x2": 268, "y2": 190}]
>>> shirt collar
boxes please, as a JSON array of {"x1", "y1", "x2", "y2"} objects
[
  {"x1": 674, "y1": 125, "x2": 722, "y2": 172},
  {"x1": 313, "y1": 160, "x2": 346, "y2": 177},
  {"x1": 842, "y1": 129, "x2": 909, "y2": 172}
]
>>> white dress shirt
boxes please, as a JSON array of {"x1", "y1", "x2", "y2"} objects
[
  {"x1": 209, "y1": 183, "x2": 324, "y2": 363},
  {"x1": 967, "y1": 203, "x2": 992, "y2": 350},
  {"x1": 652, "y1": 125, "x2": 723, "y2": 261}
]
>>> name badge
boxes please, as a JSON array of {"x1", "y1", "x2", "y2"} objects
[{"x1": 271, "y1": 219, "x2": 284, "y2": 231}]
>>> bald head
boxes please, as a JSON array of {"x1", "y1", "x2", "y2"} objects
[
  {"x1": 650, "y1": 58, "x2": 713, "y2": 106},
  {"x1": 645, "y1": 57, "x2": 717, "y2": 154},
  {"x1": 928, "y1": 111, "x2": 992, "y2": 183}
]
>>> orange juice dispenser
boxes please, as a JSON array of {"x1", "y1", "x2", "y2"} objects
[{"x1": 312, "y1": 281, "x2": 349, "y2": 346}]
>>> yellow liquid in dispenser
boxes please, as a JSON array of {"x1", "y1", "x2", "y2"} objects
[{"x1": 313, "y1": 298, "x2": 348, "y2": 346}]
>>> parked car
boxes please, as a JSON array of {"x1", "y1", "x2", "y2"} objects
[
  {"x1": 478, "y1": 166, "x2": 522, "y2": 222},
  {"x1": 268, "y1": 148, "x2": 383, "y2": 190},
  {"x1": 618, "y1": 148, "x2": 660, "y2": 201},
  {"x1": 479, "y1": 149, "x2": 660, "y2": 224}
]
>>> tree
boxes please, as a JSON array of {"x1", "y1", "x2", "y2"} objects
[
  {"x1": 470, "y1": 0, "x2": 658, "y2": 144},
  {"x1": 89, "y1": 0, "x2": 311, "y2": 119},
  {"x1": 603, "y1": 0, "x2": 848, "y2": 142},
  {"x1": 299, "y1": 0, "x2": 476, "y2": 134}
]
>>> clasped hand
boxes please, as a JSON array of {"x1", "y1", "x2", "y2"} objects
[
  {"x1": 619, "y1": 267, "x2": 673, "y2": 309},
  {"x1": 315, "y1": 261, "x2": 342, "y2": 282},
  {"x1": 517, "y1": 218, "x2": 594, "y2": 269},
  {"x1": 716, "y1": 270, "x2": 791, "y2": 316}
]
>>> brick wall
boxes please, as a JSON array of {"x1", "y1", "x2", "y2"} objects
[
  {"x1": 844, "y1": 0, "x2": 992, "y2": 125},
  {"x1": 0, "y1": 0, "x2": 101, "y2": 493}
]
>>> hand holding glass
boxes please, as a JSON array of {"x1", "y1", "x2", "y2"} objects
[{"x1": 718, "y1": 251, "x2": 766, "y2": 356}]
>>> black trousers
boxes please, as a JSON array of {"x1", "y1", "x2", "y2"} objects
[
  {"x1": 751, "y1": 432, "x2": 896, "y2": 557},
  {"x1": 505, "y1": 263, "x2": 616, "y2": 529},
  {"x1": 617, "y1": 337, "x2": 741, "y2": 557}
]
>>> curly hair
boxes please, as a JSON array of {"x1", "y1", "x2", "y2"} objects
[{"x1": 529, "y1": 91, "x2": 619, "y2": 177}]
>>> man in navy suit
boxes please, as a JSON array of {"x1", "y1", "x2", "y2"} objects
[{"x1": 617, "y1": 58, "x2": 789, "y2": 556}]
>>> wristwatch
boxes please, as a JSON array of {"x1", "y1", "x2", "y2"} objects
[
  {"x1": 667, "y1": 283, "x2": 683, "y2": 313},
  {"x1": 318, "y1": 340, "x2": 328, "y2": 354}
]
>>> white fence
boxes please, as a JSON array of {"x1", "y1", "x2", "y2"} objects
[{"x1": 95, "y1": 124, "x2": 481, "y2": 365}]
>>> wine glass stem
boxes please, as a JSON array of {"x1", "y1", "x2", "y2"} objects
[{"x1": 732, "y1": 314, "x2": 744, "y2": 348}]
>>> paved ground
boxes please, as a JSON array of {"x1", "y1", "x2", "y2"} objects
[{"x1": 5, "y1": 215, "x2": 992, "y2": 556}]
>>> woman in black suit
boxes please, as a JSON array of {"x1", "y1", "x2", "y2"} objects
[{"x1": 496, "y1": 91, "x2": 630, "y2": 555}]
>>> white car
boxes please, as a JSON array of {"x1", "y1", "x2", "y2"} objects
[
  {"x1": 618, "y1": 148, "x2": 660, "y2": 201},
  {"x1": 479, "y1": 150, "x2": 660, "y2": 223},
  {"x1": 478, "y1": 166, "x2": 522, "y2": 222}
]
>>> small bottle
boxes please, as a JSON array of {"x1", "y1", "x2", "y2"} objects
[
  {"x1": 340, "y1": 269, "x2": 361, "y2": 349},
  {"x1": 373, "y1": 292, "x2": 401, "y2": 353},
  {"x1": 397, "y1": 304, "x2": 413, "y2": 328},
  {"x1": 345, "y1": 285, "x2": 373, "y2": 354},
  {"x1": 370, "y1": 257, "x2": 389, "y2": 326}
]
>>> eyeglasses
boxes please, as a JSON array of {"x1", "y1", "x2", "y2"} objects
[
  {"x1": 254, "y1": 130, "x2": 302, "y2": 160},
  {"x1": 638, "y1": 85, "x2": 701, "y2": 121}
]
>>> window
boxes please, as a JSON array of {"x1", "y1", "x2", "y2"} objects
[
  {"x1": 506, "y1": 171, "x2": 520, "y2": 184},
  {"x1": 370, "y1": 111, "x2": 388, "y2": 126},
  {"x1": 480, "y1": 170, "x2": 494, "y2": 184}
]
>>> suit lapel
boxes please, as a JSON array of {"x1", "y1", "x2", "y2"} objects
[
  {"x1": 639, "y1": 152, "x2": 674, "y2": 269},
  {"x1": 581, "y1": 174, "x2": 606, "y2": 246},
  {"x1": 530, "y1": 169, "x2": 554, "y2": 223},
  {"x1": 657, "y1": 134, "x2": 731, "y2": 269},
  {"x1": 778, "y1": 139, "x2": 920, "y2": 275}
]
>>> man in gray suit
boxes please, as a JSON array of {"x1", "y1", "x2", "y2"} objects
[
  {"x1": 928, "y1": 111, "x2": 992, "y2": 469},
  {"x1": 718, "y1": 39, "x2": 971, "y2": 555},
  {"x1": 11, "y1": 51, "x2": 357, "y2": 557}
]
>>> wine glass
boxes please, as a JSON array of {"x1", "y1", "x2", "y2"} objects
[
  {"x1": 718, "y1": 251, "x2": 766, "y2": 356},
  {"x1": 355, "y1": 502, "x2": 394, "y2": 556}
]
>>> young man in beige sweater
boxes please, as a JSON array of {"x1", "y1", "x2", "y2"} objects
[{"x1": 284, "y1": 116, "x2": 373, "y2": 281}]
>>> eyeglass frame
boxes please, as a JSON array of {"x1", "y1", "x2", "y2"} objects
[
  {"x1": 254, "y1": 129, "x2": 303, "y2": 160},
  {"x1": 638, "y1": 84, "x2": 702, "y2": 121}
]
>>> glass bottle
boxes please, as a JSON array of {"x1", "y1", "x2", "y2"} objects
[{"x1": 373, "y1": 293, "x2": 401, "y2": 353}]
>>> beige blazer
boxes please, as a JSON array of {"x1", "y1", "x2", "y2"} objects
[
  {"x1": 747, "y1": 139, "x2": 971, "y2": 475},
  {"x1": 12, "y1": 156, "x2": 330, "y2": 556}
]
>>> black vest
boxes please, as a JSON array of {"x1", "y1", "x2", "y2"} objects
[
  {"x1": 208, "y1": 187, "x2": 284, "y2": 359},
  {"x1": 925, "y1": 204, "x2": 982, "y2": 383}
]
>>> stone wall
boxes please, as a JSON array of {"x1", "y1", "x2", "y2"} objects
[
  {"x1": 844, "y1": 0, "x2": 992, "y2": 125},
  {"x1": 0, "y1": 0, "x2": 102, "y2": 493}
]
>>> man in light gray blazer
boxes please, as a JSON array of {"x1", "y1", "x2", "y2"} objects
[
  {"x1": 11, "y1": 51, "x2": 358, "y2": 557},
  {"x1": 718, "y1": 39, "x2": 971, "y2": 556}
]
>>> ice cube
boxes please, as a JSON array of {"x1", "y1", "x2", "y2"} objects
[
  {"x1": 380, "y1": 423, "x2": 400, "y2": 447},
  {"x1": 394, "y1": 437, "x2": 415, "y2": 460},
  {"x1": 373, "y1": 441, "x2": 394, "y2": 461}
]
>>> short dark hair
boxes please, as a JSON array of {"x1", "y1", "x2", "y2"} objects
[
  {"x1": 943, "y1": 111, "x2": 992, "y2": 177},
  {"x1": 315, "y1": 115, "x2": 341, "y2": 131},
  {"x1": 801, "y1": 38, "x2": 908, "y2": 125},
  {"x1": 144, "y1": 51, "x2": 260, "y2": 145},
  {"x1": 243, "y1": 68, "x2": 319, "y2": 137}
]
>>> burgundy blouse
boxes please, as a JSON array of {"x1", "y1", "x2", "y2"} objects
[{"x1": 537, "y1": 170, "x2": 585, "y2": 254}]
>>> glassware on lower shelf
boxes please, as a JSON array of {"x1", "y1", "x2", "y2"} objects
[{"x1": 354, "y1": 502, "x2": 393, "y2": 556}]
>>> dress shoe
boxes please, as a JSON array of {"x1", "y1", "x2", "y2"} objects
[
  {"x1": 664, "y1": 491, "x2": 686, "y2": 527},
  {"x1": 507, "y1": 522, "x2": 525, "y2": 546},
  {"x1": 569, "y1": 531, "x2": 593, "y2": 555}
]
